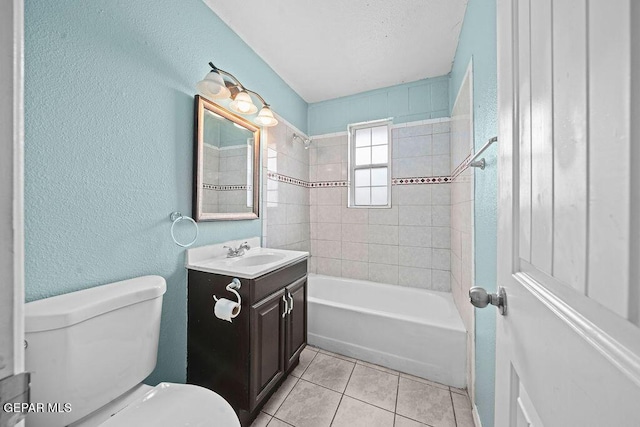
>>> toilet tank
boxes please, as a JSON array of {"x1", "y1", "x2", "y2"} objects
[{"x1": 25, "y1": 276, "x2": 167, "y2": 427}]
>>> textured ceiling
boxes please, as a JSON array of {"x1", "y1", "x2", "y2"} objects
[{"x1": 204, "y1": 0, "x2": 468, "y2": 103}]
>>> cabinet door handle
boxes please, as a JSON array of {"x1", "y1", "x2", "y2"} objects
[
  {"x1": 282, "y1": 295, "x2": 288, "y2": 318},
  {"x1": 288, "y1": 293, "x2": 294, "y2": 314}
]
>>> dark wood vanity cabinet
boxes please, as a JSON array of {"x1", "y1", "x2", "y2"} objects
[{"x1": 187, "y1": 259, "x2": 307, "y2": 427}]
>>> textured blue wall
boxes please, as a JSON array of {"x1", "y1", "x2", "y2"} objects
[
  {"x1": 24, "y1": 0, "x2": 307, "y2": 384},
  {"x1": 449, "y1": 0, "x2": 498, "y2": 425},
  {"x1": 308, "y1": 76, "x2": 449, "y2": 135}
]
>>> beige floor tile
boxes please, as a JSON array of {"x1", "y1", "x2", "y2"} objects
[
  {"x1": 331, "y1": 396, "x2": 394, "y2": 427},
  {"x1": 394, "y1": 414, "x2": 430, "y2": 427},
  {"x1": 274, "y1": 380, "x2": 341, "y2": 427},
  {"x1": 301, "y1": 353, "x2": 355, "y2": 393},
  {"x1": 396, "y1": 377, "x2": 455, "y2": 427},
  {"x1": 291, "y1": 347, "x2": 318, "y2": 378},
  {"x1": 250, "y1": 411, "x2": 272, "y2": 427},
  {"x1": 267, "y1": 418, "x2": 292, "y2": 427},
  {"x1": 262, "y1": 375, "x2": 299, "y2": 415},
  {"x1": 344, "y1": 364, "x2": 398, "y2": 411},
  {"x1": 451, "y1": 391, "x2": 475, "y2": 427}
]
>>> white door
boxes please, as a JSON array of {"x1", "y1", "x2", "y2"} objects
[
  {"x1": 494, "y1": 0, "x2": 640, "y2": 425},
  {"x1": 0, "y1": 0, "x2": 25, "y2": 425}
]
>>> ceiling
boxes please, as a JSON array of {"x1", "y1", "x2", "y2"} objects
[{"x1": 204, "y1": 0, "x2": 468, "y2": 103}]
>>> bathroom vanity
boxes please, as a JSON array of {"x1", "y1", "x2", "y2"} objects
[{"x1": 186, "y1": 241, "x2": 308, "y2": 426}]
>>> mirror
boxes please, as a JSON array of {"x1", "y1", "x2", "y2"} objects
[{"x1": 193, "y1": 95, "x2": 260, "y2": 221}]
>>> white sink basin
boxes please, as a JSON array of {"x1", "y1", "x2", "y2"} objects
[
  {"x1": 186, "y1": 241, "x2": 308, "y2": 279},
  {"x1": 230, "y1": 253, "x2": 285, "y2": 267}
]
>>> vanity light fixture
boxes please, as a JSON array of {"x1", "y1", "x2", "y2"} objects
[{"x1": 196, "y1": 62, "x2": 278, "y2": 127}]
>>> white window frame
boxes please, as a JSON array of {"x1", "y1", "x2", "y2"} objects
[{"x1": 347, "y1": 118, "x2": 393, "y2": 208}]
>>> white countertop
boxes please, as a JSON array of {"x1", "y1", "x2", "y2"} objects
[{"x1": 186, "y1": 237, "x2": 309, "y2": 279}]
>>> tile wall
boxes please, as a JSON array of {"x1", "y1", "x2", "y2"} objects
[
  {"x1": 308, "y1": 120, "x2": 452, "y2": 291},
  {"x1": 449, "y1": 71, "x2": 476, "y2": 400},
  {"x1": 262, "y1": 121, "x2": 311, "y2": 252},
  {"x1": 217, "y1": 146, "x2": 250, "y2": 214}
]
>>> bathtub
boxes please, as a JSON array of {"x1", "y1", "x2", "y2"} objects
[{"x1": 307, "y1": 274, "x2": 467, "y2": 388}]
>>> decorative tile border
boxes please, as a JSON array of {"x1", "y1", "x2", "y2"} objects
[
  {"x1": 267, "y1": 171, "x2": 313, "y2": 188},
  {"x1": 392, "y1": 176, "x2": 450, "y2": 185},
  {"x1": 310, "y1": 181, "x2": 348, "y2": 188},
  {"x1": 203, "y1": 184, "x2": 250, "y2": 191},
  {"x1": 268, "y1": 171, "x2": 451, "y2": 187}
]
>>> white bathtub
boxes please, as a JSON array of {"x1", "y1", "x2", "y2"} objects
[{"x1": 307, "y1": 274, "x2": 467, "y2": 388}]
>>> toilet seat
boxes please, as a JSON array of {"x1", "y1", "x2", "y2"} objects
[{"x1": 100, "y1": 382, "x2": 240, "y2": 427}]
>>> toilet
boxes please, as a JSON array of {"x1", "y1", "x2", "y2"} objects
[{"x1": 24, "y1": 275, "x2": 240, "y2": 427}]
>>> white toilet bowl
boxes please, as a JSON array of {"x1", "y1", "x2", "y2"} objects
[
  {"x1": 99, "y1": 383, "x2": 239, "y2": 427},
  {"x1": 25, "y1": 276, "x2": 240, "y2": 427}
]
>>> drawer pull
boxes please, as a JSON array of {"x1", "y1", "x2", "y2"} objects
[{"x1": 282, "y1": 295, "x2": 288, "y2": 318}]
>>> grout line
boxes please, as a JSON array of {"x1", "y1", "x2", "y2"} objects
[
  {"x1": 329, "y1": 359, "x2": 357, "y2": 426},
  {"x1": 449, "y1": 390, "x2": 458, "y2": 426},
  {"x1": 394, "y1": 368, "x2": 401, "y2": 417}
]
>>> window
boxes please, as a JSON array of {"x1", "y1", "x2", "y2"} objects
[{"x1": 348, "y1": 119, "x2": 392, "y2": 207}]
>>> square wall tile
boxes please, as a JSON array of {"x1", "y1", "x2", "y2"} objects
[
  {"x1": 317, "y1": 163, "x2": 342, "y2": 181},
  {"x1": 315, "y1": 239, "x2": 342, "y2": 259},
  {"x1": 368, "y1": 225, "x2": 399, "y2": 245},
  {"x1": 399, "y1": 206, "x2": 431, "y2": 227},
  {"x1": 342, "y1": 207, "x2": 369, "y2": 224},
  {"x1": 398, "y1": 246, "x2": 432, "y2": 268},
  {"x1": 342, "y1": 223, "x2": 369, "y2": 243},
  {"x1": 432, "y1": 155, "x2": 451, "y2": 176},
  {"x1": 369, "y1": 244, "x2": 399, "y2": 265},
  {"x1": 432, "y1": 132, "x2": 450, "y2": 155},
  {"x1": 432, "y1": 249, "x2": 451, "y2": 270},
  {"x1": 369, "y1": 263, "x2": 398, "y2": 285},
  {"x1": 432, "y1": 269, "x2": 451, "y2": 292},
  {"x1": 432, "y1": 227, "x2": 451, "y2": 249},
  {"x1": 394, "y1": 135, "x2": 432, "y2": 158},
  {"x1": 368, "y1": 206, "x2": 399, "y2": 225},
  {"x1": 316, "y1": 223, "x2": 342, "y2": 241},
  {"x1": 398, "y1": 267, "x2": 432, "y2": 289},
  {"x1": 399, "y1": 226, "x2": 432, "y2": 248},
  {"x1": 431, "y1": 205, "x2": 451, "y2": 227},
  {"x1": 317, "y1": 188, "x2": 342, "y2": 205},
  {"x1": 317, "y1": 205, "x2": 341, "y2": 223},
  {"x1": 316, "y1": 257, "x2": 342, "y2": 276},
  {"x1": 341, "y1": 260, "x2": 369, "y2": 281},
  {"x1": 341, "y1": 241, "x2": 369, "y2": 262},
  {"x1": 396, "y1": 185, "x2": 432, "y2": 206}
]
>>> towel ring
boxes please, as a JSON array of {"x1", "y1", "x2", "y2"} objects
[{"x1": 170, "y1": 212, "x2": 198, "y2": 248}]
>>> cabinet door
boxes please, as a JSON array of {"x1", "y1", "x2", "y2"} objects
[
  {"x1": 285, "y1": 277, "x2": 307, "y2": 370},
  {"x1": 250, "y1": 289, "x2": 286, "y2": 409}
]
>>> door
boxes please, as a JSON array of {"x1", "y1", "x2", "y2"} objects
[
  {"x1": 495, "y1": 0, "x2": 640, "y2": 425},
  {"x1": 250, "y1": 289, "x2": 286, "y2": 408},
  {"x1": 285, "y1": 277, "x2": 307, "y2": 370},
  {"x1": 0, "y1": 0, "x2": 26, "y2": 425}
]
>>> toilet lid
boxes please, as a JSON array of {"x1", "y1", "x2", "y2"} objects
[{"x1": 100, "y1": 383, "x2": 240, "y2": 427}]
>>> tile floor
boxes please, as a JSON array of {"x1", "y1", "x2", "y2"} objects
[{"x1": 250, "y1": 346, "x2": 475, "y2": 427}]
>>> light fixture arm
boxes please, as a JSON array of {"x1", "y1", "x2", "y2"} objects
[{"x1": 208, "y1": 62, "x2": 270, "y2": 107}]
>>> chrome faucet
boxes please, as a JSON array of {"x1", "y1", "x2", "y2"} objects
[{"x1": 223, "y1": 241, "x2": 251, "y2": 258}]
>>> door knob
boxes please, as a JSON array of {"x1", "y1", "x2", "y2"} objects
[{"x1": 469, "y1": 286, "x2": 507, "y2": 315}]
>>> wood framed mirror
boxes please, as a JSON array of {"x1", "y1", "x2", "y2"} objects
[{"x1": 193, "y1": 95, "x2": 260, "y2": 221}]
